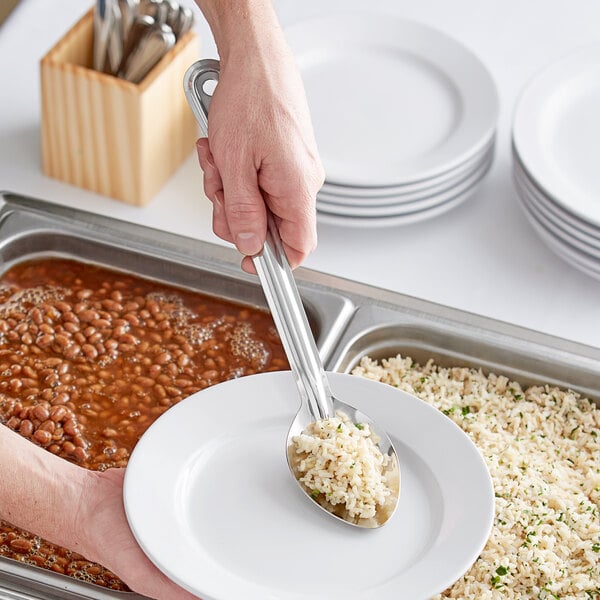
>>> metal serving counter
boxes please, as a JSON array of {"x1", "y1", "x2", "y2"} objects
[{"x1": 0, "y1": 192, "x2": 598, "y2": 599}]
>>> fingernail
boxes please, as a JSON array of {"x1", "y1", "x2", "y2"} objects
[
  {"x1": 203, "y1": 162, "x2": 216, "y2": 178},
  {"x1": 196, "y1": 143, "x2": 216, "y2": 171},
  {"x1": 236, "y1": 232, "x2": 262, "y2": 256},
  {"x1": 196, "y1": 140, "x2": 206, "y2": 160},
  {"x1": 213, "y1": 194, "x2": 222, "y2": 215}
]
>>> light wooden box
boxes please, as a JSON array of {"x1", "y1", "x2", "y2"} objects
[{"x1": 40, "y1": 9, "x2": 199, "y2": 206}]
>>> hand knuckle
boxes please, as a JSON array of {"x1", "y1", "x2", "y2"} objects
[{"x1": 226, "y1": 199, "x2": 262, "y2": 220}]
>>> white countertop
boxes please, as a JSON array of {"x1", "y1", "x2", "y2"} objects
[{"x1": 1, "y1": 0, "x2": 599, "y2": 350}]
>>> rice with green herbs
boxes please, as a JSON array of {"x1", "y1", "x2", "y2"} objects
[
  {"x1": 290, "y1": 411, "x2": 393, "y2": 521},
  {"x1": 352, "y1": 354, "x2": 600, "y2": 599}
]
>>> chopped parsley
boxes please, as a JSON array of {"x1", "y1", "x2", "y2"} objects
[
  {"x1": 354, "y1": 423, "x2": 364, "y2": 430},
  {"x1": 491, "y1": 565, "x2": 509, "y2": 588}
]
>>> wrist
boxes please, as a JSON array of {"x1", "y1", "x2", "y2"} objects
[
  {"x1": 72, "y1": 469, "x2": 103, "y2": 561},
  {"x1": 72, "y1": 468, "x2": 134, "y2": 575},
  {"x1": 195, "y1": 0, "x2": 285, "y2": 64},
  {"x1": 0, "y1": 425, "x2": 92, "y2": 556}
]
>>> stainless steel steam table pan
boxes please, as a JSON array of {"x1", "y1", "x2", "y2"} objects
[{"x1": 0, "y1": 192, "x2": 598, "y2": 599}]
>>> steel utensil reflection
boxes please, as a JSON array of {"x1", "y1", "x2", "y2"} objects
[
  {"x1": 93, "y1": 0, "x2": 112, "y2": 72},
  {"x1": 118, "y1": 0, "x2": 139, "y2": 40},
  {"x1": 105, "y1": 0, "x2": 123, "y2": 75},
  {"x1": 183, "y1": 59, "x2": 400, "y2": 528},
  {"x1": 163, "y1": 0, "x2": 180, "y2": 31},
  {"x1": 120, "y1": 21, "x2": 175, "y2": 83},
  {"x1": 117, "y1": 14, "x2": 154, "y2": 77},
  {"x1": 137, "y1": 0, "x2": 168, "y2": 24},
  {"x1": 173, "y1": 5, "x2": 194, "y2": 39}
]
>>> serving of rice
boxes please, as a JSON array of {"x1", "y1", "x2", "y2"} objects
[
  {"x1": 289, "y1": 411, "x2": 397, "y2": 525},
  {"x1": 352, "y1": 354, "x2": 600, "y2": 599}
]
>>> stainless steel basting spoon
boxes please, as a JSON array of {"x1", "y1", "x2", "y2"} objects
[{"x1": 184, "y1": 59, "x2": 400, "y2": 528}]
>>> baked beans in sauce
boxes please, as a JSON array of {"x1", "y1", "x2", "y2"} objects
[{"x1": 0, "y1": 258, "x2": 288, "y2": 590}]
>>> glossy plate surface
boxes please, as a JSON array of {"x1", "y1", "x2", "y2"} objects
[
  {"x1": 284, "y1": 14, "x2": 498, "y2": 187},
  {"x1": 124, "y1": 371, "x2": 494, "y2": 600}
]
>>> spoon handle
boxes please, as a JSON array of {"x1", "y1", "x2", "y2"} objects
[
  {"x1": 184, "y1": 59, "x2": 333, "y2": 421},
  {"x1": 253, "y1": 217, "x2": 333, "y2": 420}
]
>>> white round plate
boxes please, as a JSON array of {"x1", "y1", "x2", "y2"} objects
[
  {"x1": 284, "y1": 14, "x2": 498, "y2": 187},
  {"x1": 317, "y1": 173, "x2": 485, "y2": 228},
  {"x1": 513, "y1": 154, "x2": 600, "y2": 240},
  {"x1": 320, "y1": 137, "x2": 496, "y2": 200},
  {"x1": 515, "y1": 178, "x2": 600, "y2": 280},
  {"x1": 514, "y1": 165, "x2": 600, "y2": 255},
  {"x1": 513, "y1": 43, "x2": 600, "y2": 227},
  {"x1": 124, "y1": 371, "x2": 494, "y2": 600},
  {"x1": 317, "y1": 153, "x2": 492, "y2": 216}
]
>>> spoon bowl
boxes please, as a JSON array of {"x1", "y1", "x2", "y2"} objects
[{"x1": 287, "y1": 394, "x2": 400, "y2": 528}]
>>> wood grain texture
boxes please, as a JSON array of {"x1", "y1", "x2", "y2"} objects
[{"x1": 40, "y1": 9, "x2": 199, "y2": 206}]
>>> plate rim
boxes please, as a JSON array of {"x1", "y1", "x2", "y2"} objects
[
  {"x1": 317, "y1": 153, "x2": 493, "y2": 216},
  {"x1": 319, "y1": 144, "x2": 494, "y2": 205},
  {"x1": 514, "y1": 164, "x2": 600, "y2": 254},
  {"x1": 513, "y1": 150, "x2": 600, "y2": 238},
  {"x1": 514, "y1": 175, "x2": 600, "y2": 279},
  {"x1": 316, "y1": 167, "x2": 487, "y2": 228},
  {"x1": 320, "y1": 136, "x2": 496, "y2": 198}
]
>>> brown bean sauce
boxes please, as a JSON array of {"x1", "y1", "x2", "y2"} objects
[{"x1": 0, "y1": 258, "x2": 288, "y2": 590}]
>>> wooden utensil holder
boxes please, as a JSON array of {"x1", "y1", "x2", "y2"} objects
[{"x1": 40, "y1": 8, "x2": 199, "y2": 206}]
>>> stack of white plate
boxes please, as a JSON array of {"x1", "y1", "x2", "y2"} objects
[
  {"x1": 513, "y1": 44, "x2": 600, "y2": 281},
  {"x1": 284, "y1": 14, "x2": 499, "y2": 228}
]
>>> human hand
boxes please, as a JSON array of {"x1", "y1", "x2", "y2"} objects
[
  {"x1": 195, "y1": 25, "x2": 324, "y2": 273},
  {"x1": 78, "y1": 468, "x2": 198, "y2": 600}
]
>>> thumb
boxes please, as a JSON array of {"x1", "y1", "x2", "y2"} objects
[{"x1": 221, "y1": 165, "x2": 267, "y2": 257}]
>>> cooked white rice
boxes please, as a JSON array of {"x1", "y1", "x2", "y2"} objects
[
  {"x1": 352, "y1": 354, "x2": 600, "y2": 599},
  {"x1": 290, "y1": 411, "x2": 392, "y2": 520}
]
